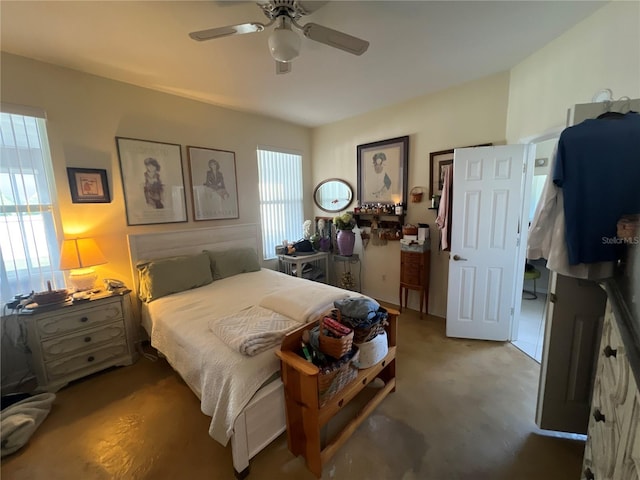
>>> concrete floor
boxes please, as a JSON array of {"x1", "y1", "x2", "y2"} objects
[{"x1": 1, "y1": 308, "x2": 585, "y2": 480}]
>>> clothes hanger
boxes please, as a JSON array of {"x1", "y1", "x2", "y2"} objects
[{"x1": 596, "y1": 96, "x2": 633, "y2": 119}]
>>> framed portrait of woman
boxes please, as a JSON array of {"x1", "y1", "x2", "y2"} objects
[
  {"x1": 186, "y1": 146, "x2": 239, "y2": 221},
  {"x1": 116, "y1": 137, "x2": 187, "y2": 226},
  {"x1": 357, "y1": 136, "x2": 409, "y2": 207}
]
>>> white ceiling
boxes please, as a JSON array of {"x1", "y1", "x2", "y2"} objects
[{"x1": 1, "y1": 1, "x2": 605, "y2": 127}]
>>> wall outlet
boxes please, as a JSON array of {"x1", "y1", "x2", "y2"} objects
[{"x1": 382, "y1": 274, "x2": 386, "y2": 281}]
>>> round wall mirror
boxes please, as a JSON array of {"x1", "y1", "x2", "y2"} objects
[{"x1": 313, "y1": 178, "x2": 353, "y2": 213}]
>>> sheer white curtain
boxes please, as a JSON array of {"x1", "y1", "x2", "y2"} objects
[
  {"x1": 0, "y1": 105, "x2": 64, "y2": 303},
  {"x1": 257, "y1": 147, "x2": 304, "y2": 260}
]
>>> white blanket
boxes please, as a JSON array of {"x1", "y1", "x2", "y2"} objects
[
  {"x1": 259, "y1": 284, "x2": 349, "y2": 323},
  {"x1": 144, "y1": 269, "x2": 359, "y2": 445},
  {"x1": 1, "y1": 393, "x2": 56, "y2": 457},
  {"x1": 209, "y1": 306, "x2": 299, "y2": 356}
]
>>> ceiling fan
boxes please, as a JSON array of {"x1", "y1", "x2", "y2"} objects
[{"x1": 189, "y1": 0, "x2": 370, "y2": 74}]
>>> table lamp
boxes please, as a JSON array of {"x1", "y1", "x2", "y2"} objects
[{"x1": 59, "y1": 238, "x2": 107, "y2": 291}]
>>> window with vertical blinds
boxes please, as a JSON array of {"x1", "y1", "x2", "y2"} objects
[
  {"x1": 0, "y1": 106, "x2": 64, "y2": 303},
  {"x1": 257, "y1": 148, "x2": 304, "y2": 260}
]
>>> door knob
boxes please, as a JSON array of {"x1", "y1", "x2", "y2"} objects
[{"x1": 452, "y1": 255, "x2": 467, "y2": 261}]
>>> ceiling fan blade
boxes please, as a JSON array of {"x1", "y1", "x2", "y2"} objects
[
  {"x1": 276, "y1": 61, "x2": 291, "y2": 75},
  {"x1": 302, "y1": 23, "x2": 369, "y2": 56},
  {"x1": 189, "y1": 22, "x2": 265, "y2": 41},
  {"x1": 296, "y1": 1, "x2": 330, "y2": 15}
]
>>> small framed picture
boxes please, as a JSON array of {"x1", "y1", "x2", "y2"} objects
[
  {"x1": 429, "y1": 143, "x2": 493, "y2": 200},
  {"x1": 186, "y1": 145, "x2": 239, "y2": 221},
  {"x1": 67, "y1": 168, "x2": 111, "y2": 203}
]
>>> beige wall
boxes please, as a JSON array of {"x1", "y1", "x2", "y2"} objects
[
  {"x1": 312, "y1": 72, "x2": 510, "y2": 316},
  {"x1": 506, "y1": 1, "x2": 640, "y2": 143},
  {"x1": 1, "y1": 53, "x2": 312, "y2": 289},
  {"x1": 311, "y1": 0, "x2": 640, "y2": 317}
]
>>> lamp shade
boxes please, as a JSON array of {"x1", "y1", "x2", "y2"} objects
[
  {"x1": 59, "y1": 238, "x2": 107, "y2": 270},
  {"x1": 268, "y1": 27, "x2": 301, "y2": 62}
]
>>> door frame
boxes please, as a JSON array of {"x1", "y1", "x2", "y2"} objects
[{"x1": 511, "y1": 125, "x2": 564, "y2": 343}]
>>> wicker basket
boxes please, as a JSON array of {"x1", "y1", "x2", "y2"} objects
[
  {"x1": 318, "y1": 347, "x2": 359, "y2": 407},
  {"x1": 410, "y1": 187, "x2": 424, "y2": 203},
  {"x1": 319, "y1": 316, "x2": 354, "y2": 359},
  {"x1": 353, "y1": 320, "x2": 388, "y2": 343},
  {"x1": 32, "y1": 289, "x2": 68, "y2": 305},
  {"x1": 402, "y1": 225, "x2": 418, "y2": 236},
  {"x1": 330, "y1": 307, "x2": 389, "y2": 344},
  {"x1": 617, "y1": 214, "x2": 639, "y2": 240}
]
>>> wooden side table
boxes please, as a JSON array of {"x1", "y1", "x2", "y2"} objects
[
  {"x1": 399, "y1": 243, "x2": 431, "y2": 318},
  {"x1": 276, "y1": 308, "x2": 398, "y2": 478}
]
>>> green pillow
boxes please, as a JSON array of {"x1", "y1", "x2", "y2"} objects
[
  {"x1": 204, "y1": 248, "x2": 261, "y2": 280},
  {"x1": 137, "y1": 252, "x2": 213, "y2": 302}
]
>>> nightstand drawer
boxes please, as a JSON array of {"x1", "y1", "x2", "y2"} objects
[
  {"x1": 36, "y1": 298, "x2": 123, "y2": 339},
  {"x1": 45, "y1": 342, "x2": 129, "y2": 382},
  {"x1": 40, "y1": 321, "x2": 126, "y2": 361}
]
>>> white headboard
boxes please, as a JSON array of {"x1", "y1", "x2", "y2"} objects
[{"x1": 127, "y1": 224, "x2": 260, "y2": 294}]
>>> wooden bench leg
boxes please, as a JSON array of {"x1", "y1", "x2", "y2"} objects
[{"x1": 301, "y1": 406, "x2": 322, "y2": 477}]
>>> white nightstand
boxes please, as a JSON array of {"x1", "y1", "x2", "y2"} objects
[
  {"x1": 277, "y1": 252, "x2": 329, "y2": 283},
  {"x1": 21, "y1": 290, "x2": 138, "y2": 392}
]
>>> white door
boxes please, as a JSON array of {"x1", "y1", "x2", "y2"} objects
[
  {"x1": 536, "y1": 273, "x2": 606, "y2": 433},
  {"x1": 535, "y1": 98, "x2": 640, "y2": 433},
  {"x1": 446, "y1": 145, "x2": 534, "y2": 341}
]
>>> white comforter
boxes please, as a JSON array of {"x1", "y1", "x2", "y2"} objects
[{"x1": 144, "y1": 269, "x2": 357, "y2": 445}]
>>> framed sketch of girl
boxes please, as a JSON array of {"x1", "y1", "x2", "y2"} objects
[
  {"x1": 357, "y1": 136, "x2": 409, "y2": 206},
  {"x1": 187, "y1": 146, "x2": 239, "y2": 221},
  {"x1": 116, "y1": 137, "x2": 187, "y2": 226}
]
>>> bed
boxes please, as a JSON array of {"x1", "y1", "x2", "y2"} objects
[{"x1": 127, "y1": 225, "x2": 359, "y2": 478}]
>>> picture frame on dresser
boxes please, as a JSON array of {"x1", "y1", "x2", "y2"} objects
[
  {"x1": 66, "y1": 168, "x2": 111, "y2": 203},
  {"x1": 357, "y1": 136, "x2": 409, "y2": 207},
  {"x1": 186, "y1": 146, "x2": 239, "y2": 221},
  {"x1": 115, "y1": 137, "x2": 187, "y2": 226}
]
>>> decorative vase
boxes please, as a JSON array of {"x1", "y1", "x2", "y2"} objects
[
  {"x1": 319, "y1": 237, "x2": 330, "y2": 252},
  {"x1": 336, "y1": 229, "x2": 356, "y2": 256}
]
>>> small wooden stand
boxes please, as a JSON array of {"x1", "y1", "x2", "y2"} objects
[
  {"x1": 276, "y1": 308, "x2": 398, "y2": 478},
  {"x1": 399, "y1": 247, "x2": 430, "y2": 318}
]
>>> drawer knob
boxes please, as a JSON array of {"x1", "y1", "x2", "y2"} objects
[
  {"x1": 87, "y1": 356, "x2": 95, "y2": 363},
  {"x1": 604, "y1": 345, "x2": 617, "y2": 358},
  {"x1": 584, "y1": 467, "x2": 595, "y2": 480},
  {"x1": 80, "y1": 317, "x2": 89, "y2": 323},
  {"x1": 84, "y1": 337, "x2": 92, "y2": 343},
  {"x1": 593, "y1": 409, "x2": 606, "y2": 423}
]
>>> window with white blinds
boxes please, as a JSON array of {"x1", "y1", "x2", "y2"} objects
[
  {"x1": 0, "y1": 107, "x2": 64, "y2": 303},
  {"x1": 257, "y1": 148, "x2": 304, "y2": 260}
]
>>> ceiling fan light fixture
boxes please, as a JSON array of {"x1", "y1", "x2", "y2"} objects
[{"x1": 268, "y1": 26, "x2": 301, "y2": 62}]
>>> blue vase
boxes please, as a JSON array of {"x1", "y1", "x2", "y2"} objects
[{"x1": 336, "y1": 230, "x2": 356, "y2": 256}]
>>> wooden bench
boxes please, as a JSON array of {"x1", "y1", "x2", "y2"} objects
[{"x1": 275, "y1": 308, "x2": 398, "y2": 477}]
